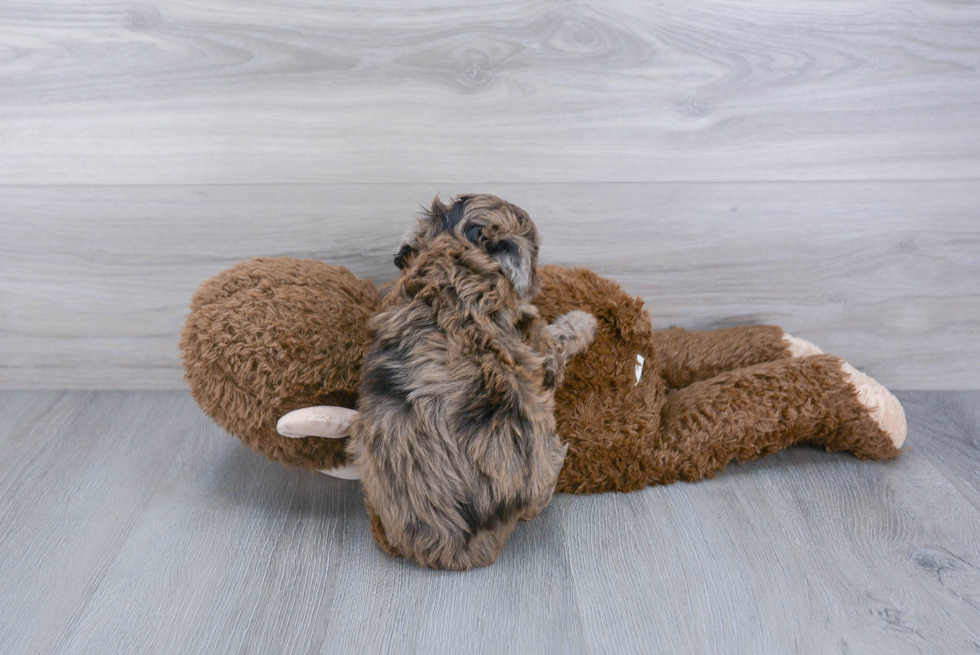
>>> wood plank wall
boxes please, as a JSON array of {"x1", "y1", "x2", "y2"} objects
[{"x1": 1, "y1": 1, "x2": 978, "y2": 389}]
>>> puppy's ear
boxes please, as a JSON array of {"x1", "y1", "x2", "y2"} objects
[
  {"x1": 393, "y1": 243, "x2": 415, "y2": 270},
  {"x1": 394, "y1": 196, "x2": 449, "y2": 269},
  {"x1": 490, "y1": 239, "x2": 534, "y2": 297}
]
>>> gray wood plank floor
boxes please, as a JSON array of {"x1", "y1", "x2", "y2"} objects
[{"x1": 0, "y1": 390, "x2": 977, "y2": 654}]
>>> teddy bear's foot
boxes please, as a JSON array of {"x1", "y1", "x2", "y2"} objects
[
  {"x1": 778, "y1": 337, "x2": 904, "y2": 450},
  {"x1": 782, "y1": 332, "x2": 824, "y2": 358},
  {"x1": 841, "y1": 362, "x2": 907, "y2": 449}
]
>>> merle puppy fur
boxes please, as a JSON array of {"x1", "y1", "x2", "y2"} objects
[{"x1": 349, "y1": 194, "x2": 597, "y2": 570}]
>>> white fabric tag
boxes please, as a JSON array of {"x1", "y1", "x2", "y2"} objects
[{"x1": 635, "y1": 354, "x2": 645, "y2": 385}]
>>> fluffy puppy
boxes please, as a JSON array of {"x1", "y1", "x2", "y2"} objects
[{"x1": 349, "y1": 194, "x2": 597, "y2": 570}]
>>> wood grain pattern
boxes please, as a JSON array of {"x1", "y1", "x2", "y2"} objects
[
  {"x1": 0, "y1": 391, "x2": 199, "y2": 655},
  {"x1": 901, "y1": 390, "x2": 980, "y2": 514},
  {"x1": 1, "y1": 0, "x2": 979, "y2": 184},
  {"x1": 0, "y1": 391, "x2": 63, "y2": 451},
  {"x1": 2, "y1": 182, "x2": 978, "y2": 390},
  {"x1": 2, "y1": 0, "x2": 977, "y2": 389},
  {"x1": 0, "y1": 390, "x2": 977, "y2": 653}
]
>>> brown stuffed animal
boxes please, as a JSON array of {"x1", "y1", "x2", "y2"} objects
[{"x1": 180, "y1": 256, "x2": 906, "y2": 566}]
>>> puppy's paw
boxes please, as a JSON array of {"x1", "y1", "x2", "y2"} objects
[
  {"x1": 782, "y1": 332, "x2": 824, "y2": 358},
  {"x1": 841, "y1": 362, "x2": 908, "y2": 449},
  {"x1": 556, "y1": 310, "x2": 599, "y2": 349}
]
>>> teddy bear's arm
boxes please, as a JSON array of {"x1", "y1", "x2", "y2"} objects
[
  {"x1": 276, "y1": 407, "x2": 361, "y2": 480},
  {"x1": 650, "y1": 325, "x2": 819, "y2": 389}
]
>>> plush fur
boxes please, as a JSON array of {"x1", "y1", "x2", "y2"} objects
[
  {"x1": 533, "y1": 266, "x2": 900, "y2": 494},
  {"x1": 181, "y1": 253, "x2": 904, "y2": 568}
]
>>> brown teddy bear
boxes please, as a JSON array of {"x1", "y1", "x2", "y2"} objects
[{"x1": 180, "y1": 256, "x2": 906, "y2": 564}]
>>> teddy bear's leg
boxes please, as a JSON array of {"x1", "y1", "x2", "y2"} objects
[
  {"x1": 649, "y1": 325, "x2": 822, "y2": 389},
  {"x1": 651, "y1": 354, "x2": 905, "y2": 484}
]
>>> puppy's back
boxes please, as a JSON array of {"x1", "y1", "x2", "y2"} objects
[{"x1": 350, "y1": 244, "x2": 564, "y2": 570}]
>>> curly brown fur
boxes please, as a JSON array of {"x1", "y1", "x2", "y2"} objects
[
  {"x1": 655, "y1": 354, "x2": 902, "y2": 485},
  {"x1": 350, "y1": 195, "x2": 596, "y2": 570},
  {"x1": 650, "y1": 325, "x2": 791, "y2": 389},
  {"x1": 534, "y1": 266, "x2": 666, "y2": 493}
]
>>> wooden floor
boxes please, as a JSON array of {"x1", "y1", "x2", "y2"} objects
[{"x1": 0, "y1": 390, "x2": 977, "y2": 654}]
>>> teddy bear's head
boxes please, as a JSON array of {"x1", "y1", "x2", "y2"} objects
[{"x1": 180, "y1": 257, "x2": 379, "y2": 471}]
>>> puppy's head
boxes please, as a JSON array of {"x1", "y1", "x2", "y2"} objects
[{"x1": 394, "y1": 194, "x2": 541, "y2": 298}]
